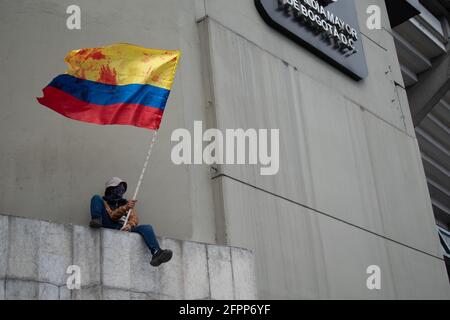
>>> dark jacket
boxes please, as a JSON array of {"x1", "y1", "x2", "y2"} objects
[{"x1": 91, "y1": 195, "x2": 139, "y2": 229}]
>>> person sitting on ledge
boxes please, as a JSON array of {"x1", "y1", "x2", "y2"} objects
[{"x1": 89, "y1": 177, "x2": 172, "y2": 267}]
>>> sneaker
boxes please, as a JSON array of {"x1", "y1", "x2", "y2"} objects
[
  {"x1": 150, "y1": 249, "x2": 173, "y2": 267},
  {"x1": 89, "y1": 218, "x2": 102, "y2": 229}
]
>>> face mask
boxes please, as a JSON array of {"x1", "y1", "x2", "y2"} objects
[{"x1": 111, "y1": 184, "x2": 126, "y2": 199}]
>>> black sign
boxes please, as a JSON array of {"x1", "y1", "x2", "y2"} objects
[{"x1": 255, "y1": 0, "x2": 368, "y2": 80}]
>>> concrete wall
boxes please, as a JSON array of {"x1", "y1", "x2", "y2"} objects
[
  {"x1": 0, "y1": 214, "x2": 257, "y2": 300},
  {"x1": 0, "y1": 0, "x2": 449, "y2": 299},
  {"x1": 0, "y1": 0, "x2": 216, "y2": 243},
  {"x1": 199, "y1": 0, "x2": 450, "y2": 299}
]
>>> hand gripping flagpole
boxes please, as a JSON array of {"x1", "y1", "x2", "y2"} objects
[{"x1": 121, "y1": 129, "x2": 159, "y2": 230}]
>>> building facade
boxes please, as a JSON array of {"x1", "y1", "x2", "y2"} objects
[
  {"x1": 0, "y1": 0, "x2": 449, "y2": 299},
  {"x1": 389, "y1": 0, "x2": 450, "y2": 278}
]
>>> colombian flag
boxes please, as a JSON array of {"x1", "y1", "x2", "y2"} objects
[{"x1": 37, "y1": 43, "x2": 181, "y2": 130}]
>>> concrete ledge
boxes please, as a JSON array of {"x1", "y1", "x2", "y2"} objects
[
  {"x1": 0, "y1": 214, "x2": 257, "y2": 300},
  {"x1": 207, "y1": 245, "x2": 234, "y2": 300}
]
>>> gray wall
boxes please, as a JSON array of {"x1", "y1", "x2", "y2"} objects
[
  {"x1": 0, "y1": 0, "x2": 449, "y2": 299},
  {"x1": 0, "y1": 0, "x2": 216, "y2": 243},
  {"x1": 0, "y1": 214, "x2": 257, "y2": 300},
  {"x1": 200, "y1": 0, "x2": 450, "y2": 299}
]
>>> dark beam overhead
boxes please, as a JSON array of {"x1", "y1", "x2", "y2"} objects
[{"x1": 385, "y1": 0, "x2": 421, "y2": 27}]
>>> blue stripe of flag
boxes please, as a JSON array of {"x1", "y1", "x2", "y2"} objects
[{"x1": 48, "y1": 74, "x2": 170, "y2": 110}]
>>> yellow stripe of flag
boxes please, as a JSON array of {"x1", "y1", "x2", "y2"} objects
[{"x1": 64, "y1": 43, "x2": 181, "y2": 90}]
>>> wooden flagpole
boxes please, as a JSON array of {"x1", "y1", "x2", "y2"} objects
[{"x1": 121, "y1": 130, "x2": 159, "y2": 230}]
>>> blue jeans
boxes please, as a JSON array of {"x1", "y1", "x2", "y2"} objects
[
  {"x1": 130, "y1": 225, "x2": 161, "y2": 255},
  {"x1": 90, "y1": 203, "x2": 161, "y2": 255}
]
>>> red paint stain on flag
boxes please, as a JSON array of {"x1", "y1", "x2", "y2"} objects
[
  {"x1": 77, "y1": 48, "x2": 106, "y2": 61},
  {"x1": 89, "y1": 50, "x2": 106, "y2": 60},
  {"x1": 98, "y1": 65, "x2": 117, "y2": 85}
]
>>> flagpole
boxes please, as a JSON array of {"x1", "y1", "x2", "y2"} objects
[{"x1": 121, "y1": 130, "x2": 159, "y2": 230}]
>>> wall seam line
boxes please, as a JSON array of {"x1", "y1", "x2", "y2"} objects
[
  {"x1": 212, "y1": 173, "x2": 445, "y2": 261},
  {"x1": 229, "y1": 247, "x2": 235, "y2": 300},
  {"x1": 5, "y1": 216, "x2": 11, "y2": 299},
  {"x1": 360, "y1": 31, "x2": 388, "y2": 52},
  {"x1": 205, "y1": 245, "x2": 212, "y2": 299}
]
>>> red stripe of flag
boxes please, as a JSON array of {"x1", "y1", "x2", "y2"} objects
[{"x1": 37, "y1": 86, "x2": 164, "y2": 130}]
